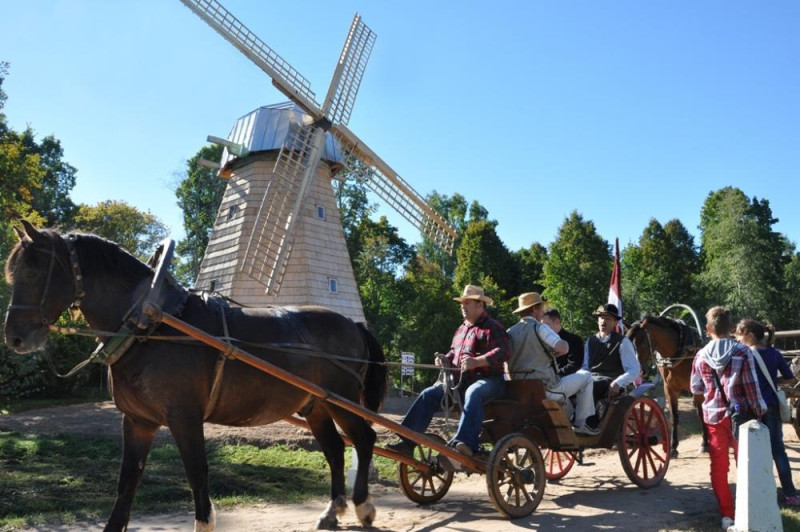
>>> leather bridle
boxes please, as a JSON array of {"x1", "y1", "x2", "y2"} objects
[{"x1": 7, "y1": 235, "x2": 86, "y2": 326}]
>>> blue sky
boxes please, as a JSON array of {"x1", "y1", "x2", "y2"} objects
[{"x1": 2, "y1": 1, "x2": 799, "y2": 254}]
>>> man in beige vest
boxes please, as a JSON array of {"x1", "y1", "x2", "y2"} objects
[{"x1": 507, "y1": 292, "x2": 599, "y2": 436}]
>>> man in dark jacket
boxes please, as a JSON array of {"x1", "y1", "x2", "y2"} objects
[{"x1": 542, "y1": 307, "x2": 583, "y2": 376}]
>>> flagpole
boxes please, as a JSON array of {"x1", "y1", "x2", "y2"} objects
[{"x1": 608, "y1": 237, "x2": 624, "y2": 333}]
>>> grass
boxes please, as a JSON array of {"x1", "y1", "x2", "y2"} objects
[{"x1": 0, "y1": 430, "x2": 398, "y2": 530}]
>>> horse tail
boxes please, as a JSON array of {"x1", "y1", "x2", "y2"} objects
[{"x1": 357, "y1": 323, "x2": 388, "y2": 413}]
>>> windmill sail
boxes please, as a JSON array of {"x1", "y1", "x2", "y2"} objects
[{"x1": 184, "y1": 0, "x2": 458, "y2": 318}]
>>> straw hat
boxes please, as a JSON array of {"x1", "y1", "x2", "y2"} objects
[
  {"x1": 512, "y1": 292, "x2": 545, "y2": 314},
  {"x1": 453, "y1": 284, "x2": 493, "y2": 306}
]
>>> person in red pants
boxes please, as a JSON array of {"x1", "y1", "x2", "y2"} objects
[{"x1": 690, "y1": 306, "x2": 766, "y2": 530}]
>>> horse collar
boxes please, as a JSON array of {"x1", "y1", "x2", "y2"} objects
[{"x1": 65, "y1": 234, "x2": 86, "y2": 310}]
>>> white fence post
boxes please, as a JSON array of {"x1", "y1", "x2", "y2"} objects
[{"x1": 731, "y1": 420, "x2": 782, "y2": 532}]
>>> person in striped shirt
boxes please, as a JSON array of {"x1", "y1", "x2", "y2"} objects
[{"x1": 690, "y1": 306, "x2": 766, "y2": 530}]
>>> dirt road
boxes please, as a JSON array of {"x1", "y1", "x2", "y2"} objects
[{"x1": 3, "y1": 397, "x2": 799, "y2": 531}]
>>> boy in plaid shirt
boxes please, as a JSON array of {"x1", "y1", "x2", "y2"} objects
[{"x1": 690, "y1": 306, "x2": 766, "y2": 530}]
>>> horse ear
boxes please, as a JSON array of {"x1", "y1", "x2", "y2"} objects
[
  {"x1": 19, "y1": 219, "x2": 43, "y2": 243},
  {"x1": 13, "y1": 224, "x2": 25, "y2": 241},
  {"x1": 641, "y1": 318, "x2": 648, "y2": 328}
]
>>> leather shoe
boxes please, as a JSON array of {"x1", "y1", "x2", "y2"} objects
[
  {"x1": 453, "y1": 441, "x2": 474, "y2": 457},
  {"x1": 386, "y1": 440, "x2": 415, "y2": 458},
  {"x1": 574, "y1": 424, "x2": 601, "y2": 437}
]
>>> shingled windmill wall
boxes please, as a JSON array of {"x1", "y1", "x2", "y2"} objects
[{"x1": 194, "y1": 152, "x2": 366, "y2": 323}]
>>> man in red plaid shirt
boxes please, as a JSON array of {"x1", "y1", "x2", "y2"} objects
[
  {"x1": 690, "y1": 306, "x2": 766, "y2": 530},
  {"x1": 388, "y1": 285, "x2": 510, "y2": 459}
]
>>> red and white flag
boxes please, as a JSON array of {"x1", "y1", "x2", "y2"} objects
[{"x1": 608, "y1": 238, "x2": 624, "y2": 333}]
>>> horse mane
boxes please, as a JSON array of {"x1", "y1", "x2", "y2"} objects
[{"x1": 73, "y1": 233, "x2": 152, "y2": 293}]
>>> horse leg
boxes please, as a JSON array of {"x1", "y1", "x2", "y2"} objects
[
  {"x1": 327, "y1": 406, "x2": 378, "y2": 527},
  {"x1": 694, "y1": 394, "x2": 709, "y2": 453},
  {"x1": 104, "y1": 414, "x2": 159, "y2": 532},
  {"x1": 305, "y1": 408, "x2": 348, "y2": 530},
  {"x1": 660, "y1": 372, "x2": 680, "y2": 458},
  {"x1": 167, "y1": 412, "x2": 215, "y2": 532},
  {"x1": 669, "y1": 391, "x2": 680, "y2": 458}
]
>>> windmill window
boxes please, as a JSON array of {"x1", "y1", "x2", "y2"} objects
[
  {"x1": 328, "y1": 278, "x2": 338, "y2": 293},
  {"x1": 316, "y1": 205, "x2": 325, "y2": 219},
  {"x1": 227, "y1": 205, "x2": 239, "y2": 221},
  {"x1": 209, "y1": 280, "x2": 217, "y2": 292}
]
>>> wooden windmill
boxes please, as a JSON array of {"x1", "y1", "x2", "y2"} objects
[{"x1": 182, "y1": 0, "x2": 457, "y2": 323}]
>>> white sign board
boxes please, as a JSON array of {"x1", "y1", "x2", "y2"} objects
[{"x1": 401, "y1": 352, "x2": 415, "y2": 376}]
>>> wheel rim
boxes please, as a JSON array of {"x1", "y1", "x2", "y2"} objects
[
  {"x1": 398, "y1": 433, "x2": 454, "y2": 504},
  {"x1": 618, "y1": 397, "x2": 671, "y2": 488},
  {"x1": 542, "y1": 448, "x2": 576, "y2": 480},
  {"x1": 486, "y1": 433, "x2": 545, "y2": 518}
]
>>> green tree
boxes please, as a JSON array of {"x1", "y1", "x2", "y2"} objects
[
  {"x1": 71, "y1": 201, "x2": 168, "y2": 260},
  {"x1": 333, "y1": 174, "x2": 376, "y2": 264},
  {"x1": 698, "y1": 187, "x2": 788, "y2": 322},
  {"x1": 24, "y1": 133, "x2": 78, "y2": 227},
  {"x1": 174, "y1": 144, "x2": 226, "y2": 285},
  {"x1": 541, "y1": 211, "x2": 610, "y2": 337},
  {"x1": 395, "y1": 257, "x2": 461, "y2": 388},
  {"x1": 622, "y1": 218, "x2": 701, "y2": 320},
  {"x1": 781, "y1": 252, "x2": 800, "y2": 329},
  {"x1": 453, "y1": 219, "x2": 519, "y2": 319},
  {"x1": 354, "y1": 216, "x2": 415, "y2": 351},
  {"x1": 514, "y1": 242, "x2": 548, "y2": 294}
]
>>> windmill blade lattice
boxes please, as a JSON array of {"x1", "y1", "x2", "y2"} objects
[
  {"x1": 331, "y1": 128, "x2": 457, "y2": 254},
  {"x1": 242, "y1": 123, "x2": 322, "y2": 292},
  {"x1": 323, "y1": 14, "x2": 376, "y2": 126},
  {"x1": 180, "y1": 0, "x2": 321, "y2": 114}
]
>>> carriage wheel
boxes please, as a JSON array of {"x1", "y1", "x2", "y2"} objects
[
  {"x1": 541, "y1": 448, "x2": 576, "y2": 481},
  {"x1": 617, "y1": 396, "x2": 671, "y2": 488},
  {"x1": 486, "y1": 433, "x2": 545, "y2": 518},
  {"x1": 398, "y1": 433, "x2": 454, "y2": 504}
]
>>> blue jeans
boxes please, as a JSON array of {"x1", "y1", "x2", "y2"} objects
[
  {"x1": 400, "y1": 376, "x2": 505, "y2": 451},
  {"x1": 763, "y1": 405, "x2": 797, "y2": 496}
]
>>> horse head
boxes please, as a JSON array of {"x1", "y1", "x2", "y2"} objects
[
  {"x1": 4, "y1": 220, "x2": 151, "y2": 354},
  {"x1": 4, "y1": 220, "x2": 81, "y2": 353},
  {"x1": 626, "y1": 319, "x2": 655, "y2": 370}
]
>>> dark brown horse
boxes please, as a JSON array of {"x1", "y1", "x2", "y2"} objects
[
  {"x1": 626, "y1": 316, "x2": 708, "y2": 457},
  {"x1": 3, "y1": 221, "x2": 387, "y2": 531}
]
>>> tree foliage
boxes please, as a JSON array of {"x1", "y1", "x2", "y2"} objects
[
  {"x1": 514, "y1": 242, "x2": 548, "y2": 295},
  {"x1": 71, "y1": 201, "x2": 168, "y2": 260},
  {"x1": 622, "y1": 218, "x2": 701, "y2": 320},
  {"x1": 698, "y1": 187, "x2": 788, "y2": 323},
  {"x1": 174, "y1": 144, "x2": 226, "y2": 285},
  {"x1": 453, "y1": 219, "x2": 519, "y2": 317},
  {"x1": 541, "y1": 211, "x2": 610, "y2": 338}
]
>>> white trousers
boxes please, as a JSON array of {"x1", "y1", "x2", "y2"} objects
[{"x1": 546, "y1": 371, "x2": 596, "y2": 427}]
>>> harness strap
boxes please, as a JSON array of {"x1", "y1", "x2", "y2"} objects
[{"x1": 204, "y1": 307, "x2": 233, "y2": 421}]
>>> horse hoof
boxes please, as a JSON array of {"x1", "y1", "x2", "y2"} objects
[
  {"x1": 194, "y1": 502, "x2": 216, "y2": 531},
  {"x1": 355, "y1": 497, "x2": 376, "y2": 527},
  {"x1": 315, "y1": 496, "x2": 347, "y2": 530},
  {"x1": 314, "y1": 515, "x2": 338, "y2": 530},
  {"x1": 671, "y1": 449, "x2": 679, "y2": 459}
]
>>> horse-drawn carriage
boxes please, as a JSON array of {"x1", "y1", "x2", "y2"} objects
[
  {"x1": 3, "y1": 222, "x2": 672, "y2": 529},
  {"x1": 390, "y1": 377, "x2": 671, "y2": 517}
]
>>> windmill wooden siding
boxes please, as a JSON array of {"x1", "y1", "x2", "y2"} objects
[{"x1": 195, "y1": 154, "x2": 365, "y2": 323}]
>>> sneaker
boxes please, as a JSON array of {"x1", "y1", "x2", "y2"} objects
[
  {"x1": 574, "y1": 424, "x2": 601, "y2": 436},
  {"x1": 785, "y1": 494, "x2": 800, "y2": 506},
  {"x1": 386, "y1": 440, "x2": 415, "y2": 458},
  {"x1": 721, "y1": 516, "x2": 735, "y2": 530},
  {"x1": 453, "y1": 441, "x2": 474, "y2": 457}
]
